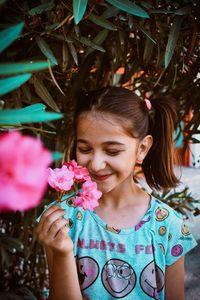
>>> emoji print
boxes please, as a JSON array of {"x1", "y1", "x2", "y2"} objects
[
  {"x1": 102, "y1": 259, "x2": 136, "y2": 298},
  {"x1": 171, "y1": 244, "x2": 183, "y2": 257},
  {"x1": 155, "y1": 207, "x2": 169, "y2": 221},
  {"x1": 66, "y1": 197, "x2": 76, "y2": 207},
  {"x1": 168, "y1": 233, "x2": 172, "y2": 241},
  {"x1": 76, "y1": 256, "x2": 99, "y2": 290},
  {"x1": 158, "y1": 244, "x2": 165, "y2": 255},
  {"x1": 158, "y1": 226, "x2": 166, "y2": 236},
  {"x1": 77, "y1": 211, "x2": 83, "y2": 221},
  {"x1": 66, "y1": 218, "x2": 73, "y2": 228},
  {"x1": 140, "y1": 261, "x2": 164, "y2": 299},
  {"x1": 181, "y1": 223, "x2": 190, "y2": 236},
  {"x1": 106, "y1": 224, "x2": 121, "y2": 234}
]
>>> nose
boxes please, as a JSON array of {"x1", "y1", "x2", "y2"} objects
[{"x1": 89, "y1": 153, "x2": 106, "y2": 172}]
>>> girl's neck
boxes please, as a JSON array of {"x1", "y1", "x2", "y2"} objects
[{"x1": 99, "y1": 180, "x2": 149, "y2": 210}]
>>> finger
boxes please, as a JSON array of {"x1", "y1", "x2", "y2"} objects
[
  {"x1": 41, "y1": 209, "x2": 66, "y2": 235},
  {"x1": 48, "y1": 218, "x2": 69, "y2": 238},
  {"x1": 36, "y1": 204, "x2": 65, "y2": 234},
  {"x1": 40, "y1": 203, "x2": 62, "y2": 223},
  {"x1": 36, "y1": 204, "x2": 61, "y2": 232}
]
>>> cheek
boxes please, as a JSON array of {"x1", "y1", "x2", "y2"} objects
[{"x1": 76, "y1": 153, "x2": 88, "y2": 166}]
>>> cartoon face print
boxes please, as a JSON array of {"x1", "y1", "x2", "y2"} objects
[
  {"x1": 66, "y1": 218, "x2": 73, "y2": 228},
  {"x1": 77, "y1": 211, "x2": 83, "y2": 220},
  {"x1": 181, "y1": 223, "x2": 190, "y2": 236},
  {"x1": 102, "y1": 259, "x2": 136, "y2": 298},
  {"x1": 106, "y1": 224, "x2": 121, "y2": 234},
  {"x1": 140, "y1": 261, "x2": 164, "y2": 299},
  {"x1": 158, "y1": 244, "x2": 165, "y2": 255},
  {"x1": 155, "y1": 207, "x2": 169, "y2": 221},
  {"x1": 171, "y1": 244, "x2": 183, "y2": 257},
  {"x1": 158, "y1": 226, "x2": 166, "y2": 236},
  {"x1": 66, "y1": 197, "x2": 76, "y2": 207},
  {"x1": 76, "y1": 256, "x2": 99, "y2": 290}
]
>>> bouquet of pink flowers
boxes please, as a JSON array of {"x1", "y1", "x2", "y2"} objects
[{"x1": 47, "y1": 160, "x2": 102, "y2": 211}]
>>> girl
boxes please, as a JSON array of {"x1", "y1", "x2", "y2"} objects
[{"x1": 36, "y1": 87, "x2": 197, "y2": 300}]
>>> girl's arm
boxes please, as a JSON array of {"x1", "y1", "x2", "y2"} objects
[
  {"x1": 36, "y1": 204, "x2": 82, "y2": 300},
  {"x1": 47, "y1": 247, "x2": 82, "y2": 300},
  {"x1": 165, "y1": 256, "x2": 185, "y2": 300}
]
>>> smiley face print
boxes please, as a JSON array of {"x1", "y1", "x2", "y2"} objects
[
  {"x1": 101, "y1": 259, "x2": 136, "y2": 298},
  {"x1": 155, "y1": 207, "x2": 169, "y2": 222},
  {"x1": 171, "y1": 244, "x2": 183, "y2": 257},
  {"x1": 181, "y1": 223, "x2": 191, "y2": 236},
  {"x1": 158, "y1": 226, "x2": 166, "y2": 236},
  {"x1": 140, "y1": 261, "x2": 164, "y2": 299},
  {"x1": 76, "y1": 256, "x2": 99, "y2": 290}
]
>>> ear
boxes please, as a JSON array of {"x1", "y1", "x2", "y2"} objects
[{"x1": 136, "y1": 135, "x2": 153, "y2": 164}]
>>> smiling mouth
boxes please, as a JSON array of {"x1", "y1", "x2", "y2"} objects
[{"x1": 91, "y1": 174, "x2": 112, "y2": 181}]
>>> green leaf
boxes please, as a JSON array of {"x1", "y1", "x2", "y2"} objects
[
  {"x1": 0, "y1": 0, "x2": 6, "y2": 5},
  {"x1": 0, "y1": 74, "x2": 31, "y2": 96},
  {"x1": 33, "y1": 76, "x2": 60, "y2": 112},
  {"x1": 88, "y1": 13, "x2": 117, "y2": 31},
  {"x1": 0, "y1": 61, "x2": 52, "y2": 75},
  {"x1": 36, "y1": 36, "x2": 58, "y2": 65},
  {"x1": 164, "y1": 16, "x2": 183, "y2": 68},
  {"x1": 105, "y1": 0, "x2": 149, "y2": 18},
  {"x1": 0, "y1": 22, "x2": 24, "y2": 54},
  {"x1": 101, "y1": 6, "x2": 119, "y2": 19},
  {"x1": 73, "y1": 0, "x2": 88, "y2": 24},
  {"x1": 67, "y1": 41, "x2": 78, "y2": 65},
  {"x1": 28, "y1": 1, "x2": 55, "y2": 15},
  {"x1": 51, "y1": 151, "x2": 63, "y2": 161},
  {"x1": 143, "y1": 37, "x2": 154, "y2": 64},
  {"x1": 174, "y1": 6, "x2": 191, "y2": 15},
  {"x1": 140, "y1": 1, "x2": 154, "y2": 9},
  {"x1": 85, "y1": 29, "x2": 109, "y2": 56},
  {"x1": 0, "y1": 108, "x2": 63, "y2": 125},
  {"x1": 20, "y1": 103, "x2": 46, "y2": 113},
  {"x1": 75, "y1": 36, "x2": 106, "y2": 52},
  {"x1": 136, "y1": 24, "x2": 157, "y2": 44}
]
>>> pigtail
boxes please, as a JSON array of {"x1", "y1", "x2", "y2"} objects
[{"x1": 142, "y1": 96, "x2": 180, "y2": 190}]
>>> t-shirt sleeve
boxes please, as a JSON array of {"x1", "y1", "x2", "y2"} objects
[{"x1": 165, "y1": 210, "x2": 197, "y2": 266}]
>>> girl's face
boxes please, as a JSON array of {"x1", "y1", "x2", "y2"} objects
[{"x1": 76, "y1": 112, "x2": 151, "y2": 194}]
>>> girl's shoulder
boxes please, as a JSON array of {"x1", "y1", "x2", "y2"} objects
[
  {"x1": 150, "y1": 196, "x2": 183, "y2": 223},
  {"x1": 149, "y1": 196, "x2": 197, "y2": 265}
]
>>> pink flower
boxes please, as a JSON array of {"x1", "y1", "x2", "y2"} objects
[
  {"x1": 48, "y1": 165, "x2": 74, "y2": 192},
  {"x1": 64, "y1": 160, "x2": 91, "y2": 182},
  {"x1": 74, "y1": 181, "x2": 102, "y2": 211},
  {"x1": 0, "y1": 131, "x2": 52, "y2": 212}
]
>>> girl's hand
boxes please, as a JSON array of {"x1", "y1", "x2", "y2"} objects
[{"x1": 36, "y1": 204, "x2": 74, "y2": 256}]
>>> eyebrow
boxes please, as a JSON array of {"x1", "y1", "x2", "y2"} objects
[{"x1": 76, "y1": 139, "x2": 125, "y2": 146}]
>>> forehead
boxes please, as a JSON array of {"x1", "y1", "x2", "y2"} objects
[{"x1": 76, "y1": 112, "x2": 134, "y2": 142}]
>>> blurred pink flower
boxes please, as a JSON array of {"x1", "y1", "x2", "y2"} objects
[
  {"x1": 48, "y1": 165, "x2": 74, "y2": 192},
  {"x1": 0, "y1": 131, "x2": 52, "y2": 212},
  {"x1": 64, "y1": 160, "x2": 91, "y2": 182},
  {"x1": 74, "y1": 181, "x2": 102, "y2": 211}
]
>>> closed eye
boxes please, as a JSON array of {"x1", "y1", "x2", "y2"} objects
[
  {"x1": 77, "y1": 148, "x2": 91, "y2": 154},
  {"x1": 106, "y1": 150, "x2": 122, "y2": 156}
]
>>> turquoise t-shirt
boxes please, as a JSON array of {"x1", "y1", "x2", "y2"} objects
[{"x1": 38, "y1": 197, "x2": 197, "y2": 300}]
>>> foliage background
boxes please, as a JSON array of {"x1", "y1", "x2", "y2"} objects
[{"x1": 0, "y1": 0, "x2": 200, "y2": 298}]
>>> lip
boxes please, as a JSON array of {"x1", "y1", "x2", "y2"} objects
[{"x1": 91, "y1": 173, "x2": 112, "y2": 181}]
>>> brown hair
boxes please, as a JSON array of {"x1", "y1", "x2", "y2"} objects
[{"x1": 73, "y1": 86, "x2": 180, "y2": 190}]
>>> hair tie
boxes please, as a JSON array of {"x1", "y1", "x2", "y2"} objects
[{"x1": 144, "y1": 98, "x2": 152, "y2": 111}]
